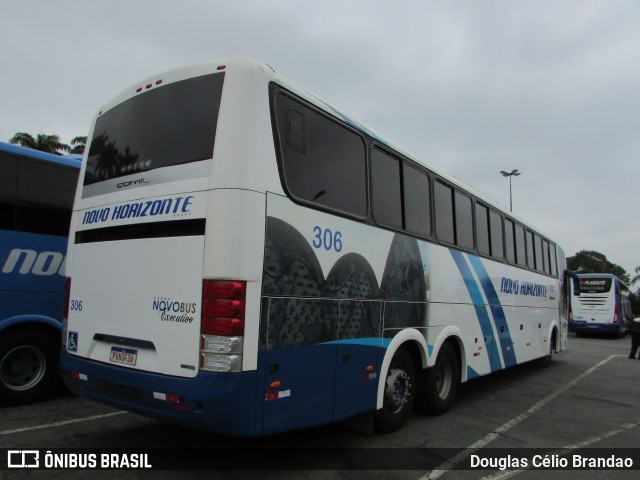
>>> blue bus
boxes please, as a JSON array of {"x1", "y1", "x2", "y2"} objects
[{"x1": 0, "y1": 141, "x2": 80, "y2": 404}]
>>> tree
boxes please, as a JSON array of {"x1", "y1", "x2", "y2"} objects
[
  {"x1": 632, "y1": 266, "x2": 640, "y2": 288},
  {"x1": 69, "y1": 136, "x2": 87, "y2": 154},
  {"x1": 567, "y1": 250, "x2": 629, "y2": 284},
  {"x1": 9, "y1": 132, "x2": 70, "y2": 155}
]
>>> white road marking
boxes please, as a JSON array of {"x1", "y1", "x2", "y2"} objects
[
  {"x1": 421, "y1": 355, "x2": 622, "y2": 479},
  {"x1": 0, "y1": 411, "x2": 127, "y2": 436}
]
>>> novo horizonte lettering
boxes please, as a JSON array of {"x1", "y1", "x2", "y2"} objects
[{"x1": 81, "y1": 196, "x2": 193, "y2": 225}]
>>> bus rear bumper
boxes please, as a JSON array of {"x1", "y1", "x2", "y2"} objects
[
  {"x1": 569, "y1": 321, "x2": 624, "y2": 334},
  {"x1": 60, "y1": 350, "x2": 262, "y2": 436}
]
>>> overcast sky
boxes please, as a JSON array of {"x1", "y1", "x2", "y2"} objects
[{"x1": 2, "y1": 0, "x2": 639, "y2": 278}]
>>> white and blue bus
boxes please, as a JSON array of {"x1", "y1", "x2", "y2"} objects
[
  {"x1": 61, "y1": 55, "x2": 575, "y2": 435},
  {"x1": 1, "y1": 141, "x2": 80, "y2": 404},
  {"x1": 569, "y1": 273, "x2": 632, "y2": 336}
]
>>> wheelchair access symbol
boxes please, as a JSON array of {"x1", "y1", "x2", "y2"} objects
[
  {"x1": 68, "y1": 331, "x2": 78, "y2": 352},
  {"x1": 7, "y1": 450, "x2": 40, "y2": 468}
]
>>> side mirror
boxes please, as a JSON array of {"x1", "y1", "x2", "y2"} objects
[{"x1": 564, "y1": 270, "x2": 581, "y2": 296}]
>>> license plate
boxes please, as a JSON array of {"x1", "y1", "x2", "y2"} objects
[{"x1": 110, "y1": 347, "x2": 137, "y2": 366}]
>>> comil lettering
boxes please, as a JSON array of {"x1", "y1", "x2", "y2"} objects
[{"x1": 2, "y1": 249, "x2": 65, "y2": 276}]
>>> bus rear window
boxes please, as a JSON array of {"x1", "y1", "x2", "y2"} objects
[
  {"x1": 84, "y1": 73, "x2": 224, "y2": 186},
  {"x1": 580, "y1": 278, "x2": 613, "y2": 294}
]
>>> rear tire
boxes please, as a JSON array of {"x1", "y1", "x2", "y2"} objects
[
  {"x1": 0, "y1": 329, "x2": 60, "y2": 405},
  {"x1": 418, "y1": 342, "x2": 459, "y2": 415},
  {"x1": 533, "y1": 331, "x2": 556, "y2": 368},
  {"x1": 375, "y1": 348, "x2": 416, "y2": 433}
]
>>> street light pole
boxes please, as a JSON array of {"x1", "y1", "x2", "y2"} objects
[{"x1": 500, "y1": 169, "x2": 521, "y2": 212}]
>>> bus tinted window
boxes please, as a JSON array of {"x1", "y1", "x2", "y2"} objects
[
  {"x1": 85, "y1": 73, "x2": 224, "y2": 186},
  {"x1": 534, "y1": 235, "x2": 544, "y2": 272},
  {"x1": 454, "y1": 191, "x2": 473, "y2": 250},
  {"x1": 274, "y1": 94, "x2": 367, "y2": 217},
  {"x1": 0, "y1": 154, "x2": 18, "y2": 198},
  {"x1": 504, "y1": 218, "x2": 516, "y2": 264},
  {"x1": 489, "y1": 210, "x2": 504, "y2": 260},
  {"x1": 515, "y1": 223, "x2": 527, "y2": 267},
  {"x1": 434, "y1": 181, "x2": 454, "y2": 244},
  {"x1": 371, "y1": 149, "x2": 402, "y2": 229},
  {"x1": 526, "y1": 230, "x2": 535, "y2": 269},
  {"x1": 19, "y1": 159, "x2": 77, "y2": 208},
  {"x1": 549, "y1": 243, "x2": 558, "y2": 276},
  {"x1": 403, "y1": 164, "x2": 430, "y2": 237},
  {"x1": 542, "y1": 239, "x2": 551, "y2": 274},
  {"x1": 0, "y1": 153, "x2": 78, "y2": 237},
  {"x1": 475, "y1": 203, "x2": 490, "y2": 256}
]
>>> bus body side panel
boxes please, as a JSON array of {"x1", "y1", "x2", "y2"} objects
[
  {"x1": 0, "y1": 230, "x2": 67, "y2": 322},
  {"x1": 259, "y1": 194, "x2": 398, "y2": 433},
  {"x1": 260, "y1": 193, "x2": 563, "y2": 433}
]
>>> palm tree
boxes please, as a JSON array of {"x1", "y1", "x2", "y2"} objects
[
  {"x1": 69, "y1": 136, "x2": 87, "y2": 154},
  {"x1": 9, "y1": 132, "x2": 70, "y2": 155},
  {"x1": 632, "y1": 266, "x2": 640, "y2": 286}
]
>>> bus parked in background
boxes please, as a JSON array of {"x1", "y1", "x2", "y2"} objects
[
  {"x1": 0, "y1": 141, "x2": 80, "y2": 404},
  {"x1": 569, "y1": 273, "x2": 633, "y2": 336},
  {"x1": 61, "y1": 55, "x2": 574, "y2": 436}
]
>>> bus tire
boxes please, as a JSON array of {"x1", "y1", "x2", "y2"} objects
[
  {"x1": 533, "y1": 332, "x2": 555, "y2": 368},
  {"x1": 419, "y1": 342, "x2": 459, "y2": 415},
  {"x1": 0, "y1": 329, "x2": 60, "y2": 405},
  {"x1": 375, "y1": 348, "x2": 416, "y2": 433}
]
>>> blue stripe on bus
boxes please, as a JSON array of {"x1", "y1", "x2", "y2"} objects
[
  {"x1": 467, "y1": 365, "x2": 480, "y2": 380},
  {"x1": 467, "y1": 255, "x2": 517, "y2": 368},
  {"x1": 449, "y1": 250, "x2": 502, "y2": 372},
  {"x1": 323, "y1": 337, "x2": 392, "y2": 348}
]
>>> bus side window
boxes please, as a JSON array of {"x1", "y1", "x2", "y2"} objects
[
  {"x1": 403, "y1": 164, "x2": 430, "y2": 238},
  {"x1": 371, "y1": 148, "x2": 402, "y2": 230}
]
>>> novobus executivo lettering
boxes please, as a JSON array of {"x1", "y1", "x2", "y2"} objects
[
  {"x1": 81, "y1": 196, "x2": 193, "y2": 225},
  {"x1": 470, "y1": 454, "x2": 634, "y2": 470}
]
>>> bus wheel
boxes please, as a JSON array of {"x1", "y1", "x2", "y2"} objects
[
  {"x1": 375, "y1": 348, "x2": 416, "y2": 433},
  {"x1": 419, "y1": 342, "x2": 459, "y2": 415},
  {"x1": 0, "y1": 329, "x2": 60, "y2": 405},
  {"x1": 534, "y1": 332, "x2": 555, "y2": 368}
]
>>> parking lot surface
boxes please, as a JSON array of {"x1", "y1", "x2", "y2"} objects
[{"x1": 1, "y1": 333, "x2": 639, "y2": 479}]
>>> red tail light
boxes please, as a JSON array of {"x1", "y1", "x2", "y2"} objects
[
  {"x1": 201, "y1": 280, "x2": 246, "y2": 336},
  {"x1": 613, "y1": 304, "x2": 620, "y2": 324}
]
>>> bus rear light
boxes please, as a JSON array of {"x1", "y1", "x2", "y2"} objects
[
  {"x1": 613, "y1": 304, "x2": 620, "y2": 323},
  {"x1": 201, "y1": 335, "x2": 242, "y2": 354},
  {"x1": 200, "y1": 353, "x2": 241, "y2": 373},
  {"x1": 202, "y1": 316, "x2": 243, "y2": 336},
  {"x1": 68, "y1": 371, "x2": 88, "y2": 382},
  {"x1": 200, "y1": 280, "x2": 246, "y2": 372},
  {"x1": 153, "y1": 391, "x2": 182, "y2": 404},
  {"x1": 203, "y1": 280, "x2": 245, "y2": 299},
  {"x1": 202, "y1": 299, "x2": 244, "y2": 319}
]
